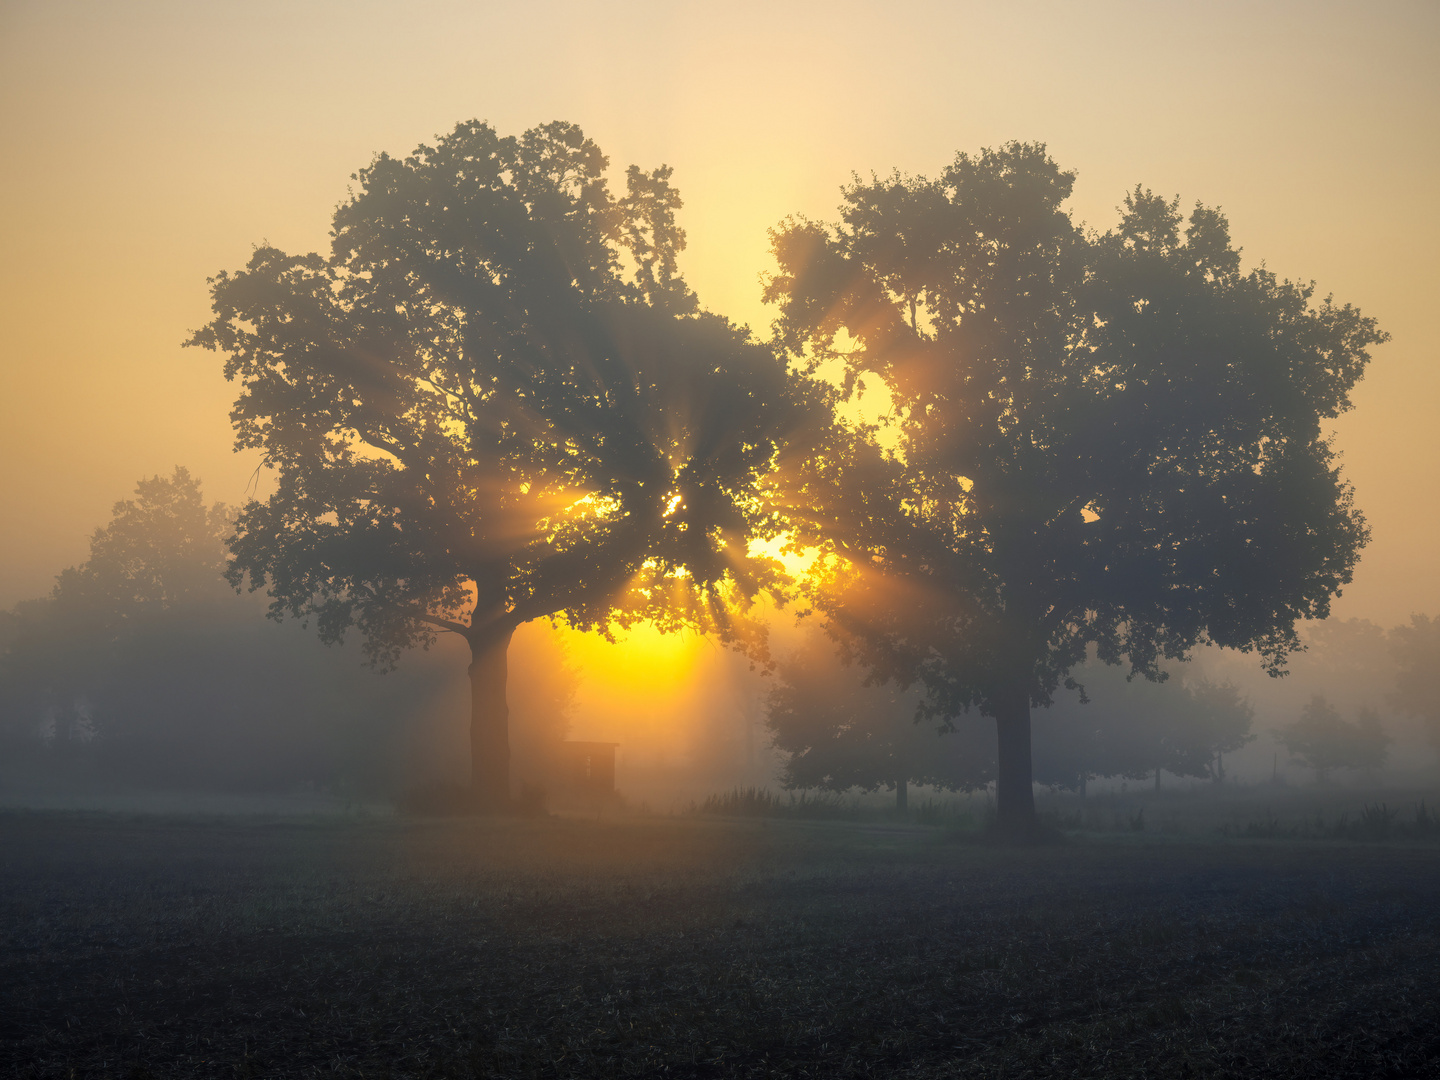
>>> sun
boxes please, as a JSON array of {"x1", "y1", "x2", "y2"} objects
[
  {"x1": 556, "y1": 621, "x2": 715, "y2": 750},
  {"x1": 748, "y1": 533, "x2": 817, "y2": 579},
  {"x1": 563, "y1": 622, "x2": 707, "y2": 695}
]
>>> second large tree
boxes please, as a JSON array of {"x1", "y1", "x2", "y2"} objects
[
  {"x1": 766, "y1": 144, "x2": 1382, "y2": 833},
  {"x1": 192, "y1": 121, "x2": 797, "y2": 806}
]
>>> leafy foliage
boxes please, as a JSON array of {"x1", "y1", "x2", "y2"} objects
[
  {"x1": 189, "y1": 120, "x2": 799, "y2": 666},
  {"x1": 1032, "y1": 665, "x2": 1255, "y2": 790},
  {"x1": 51, "y1": 466, "x2": 235, "y2": 619},
  {"x1": 765, "y1": 628, "x2": 994, "y2": 796},
  {"x1": 765, "y1": 142, "x2": 1383, "y2": 826},
  {"x1": 0, "y1": 468, "x2": 233, "y2": 750},
  {"x1": 0, "y1": 469, "x2": 576, "y2": 792},
  {"x1": 189, "y1": 120, "x2": 807, "y2": 800},
  {"x1": 1277, "y1": 694, "x2": 1390, "y2": 780},
  {"x1": 1388, "y1": 614, "x2": 1440, "y2": 745}
]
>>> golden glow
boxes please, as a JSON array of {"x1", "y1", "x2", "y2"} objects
[
  {"x1": 748, "y1": 533, "x2": 817, "y2": 580},
  {"x1": 558, "y1": 621, "x2": 713, "y2": 751},
  {"x1": 565, "y1": 622, "x2": 704, "y2": 696}
]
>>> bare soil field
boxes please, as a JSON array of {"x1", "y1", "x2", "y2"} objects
[{"x1": 2, "y1": 809, "x2": 1438, "y2": 1078}]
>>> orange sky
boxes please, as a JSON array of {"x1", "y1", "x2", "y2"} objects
[{"x1": 2, "y1": 0, "x2": 1437, "y2": 633}]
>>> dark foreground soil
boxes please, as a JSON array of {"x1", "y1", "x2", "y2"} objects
[{"x1": 2, "y1": 810, "x2": 1437, "y2": 1079}]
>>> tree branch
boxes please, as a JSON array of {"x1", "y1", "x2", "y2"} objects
[{"x1": 405, "y1": 608, "x2": 472, "y2": 635}]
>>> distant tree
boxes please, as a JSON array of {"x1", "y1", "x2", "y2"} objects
[
  {"x1": 1032, "y1": 666, "x2": 1253, "y2": 793},
  {"x1": 1028, "y1": 700, "x2": 1107, "y2": 796},
  {"x1": 1297, "y1": 618, "x2": 1394, "y2": 691},
  {"x1": 52, "y1": 466, "x2": 234, "y2": 618},
  {"x1": 0, "y1": 469, "x2": 583, "y2": 794},
  {"x1": 0, "y1": 468, "x2": 231, "y2": 740},
  {"x1": 1030, "y1": 665, "x2": 1176, "y2": 794},
  {"x1": 766, "y1": 144, "x2": 1382, "y2": 833},
  {"x1": 190, "y1": 121, "x2": 800, "y2": 807},
  {"x1": 1277, "y1": 694, "x2": 1389, "y2": 781},
  {"x1": 1186, "y1": 679, "x2": 1256, "y2": 783},
  {"x1": 765, "y1": 628, "x2": 993, "y2": 810},
  {"x1": 1099, "y1": 676, "x2": 1256, "y2": 791},
  {"x1": 1388, "y1": 614, "x2": 1440, "y2": 746}
]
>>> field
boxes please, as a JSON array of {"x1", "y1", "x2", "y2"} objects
[{"x1": 3, "y1": 798, "x2": 1439, "y2": 1079}]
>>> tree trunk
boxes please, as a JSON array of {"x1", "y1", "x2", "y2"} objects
[
  {"x1": 994, "y1": 685, "x2": 1036, "y2": 835},
  {"x1": 469, "y1": 627, "x2": 515, "y2": 809},
  {"x1": 1214, "y1": 752, "x2": 1224, "y2": 784},
  {"x1": 896, "y1": 777, "x2": 908, "y2": 814}
]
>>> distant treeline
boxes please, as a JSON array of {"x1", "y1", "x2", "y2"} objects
[
  {"x1": 766, "y1": 619, "x2": 1436, "y2": 806},
  {"x1": 3, "y1": 467, "x2": 1438, "y2": 801},
  {"x1": 0, "y1": 469, "x2": 575, "y2": 797},
  {"x1": 3, "y1": 468, "x2": 1436, "y2": 802}
]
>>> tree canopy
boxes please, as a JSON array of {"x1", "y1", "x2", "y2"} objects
[
  {"x1": 1389, "y1": 614, "x2": 1440, "y2": 747},
  {"x1": 0, "y1": 468, "x2": 491, "y2": 793},
  {"x1": 189, "y1": 121, "x2": 801, "y2": 805},
  {"x1": 765, "y1": 628, "x2": 994, "y2": 808},
  {"x1": 56, "y1": 466, "x2": 232, "y2": 623},
  {"x1": 0, "y1": 467, "x2": 232, "y2": 736},
  {"x1": 1277, "y1": 694, "x2": 1390, "y2": 781},
  {"x1": 765, "y1": 143, "x2": 1383, "y2": 831},
  {"x1": 1032, "y1": 666, "x2": 1254, "y2": 792}
]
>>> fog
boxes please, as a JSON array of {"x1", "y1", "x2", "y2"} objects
[{"x1": 3, "y1": 476, "x2": 1433, "y2": 815}]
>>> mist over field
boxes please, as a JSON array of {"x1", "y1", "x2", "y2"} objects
[{"x1": 2, "y1": 482, "x2": 1435, "y2": 814}]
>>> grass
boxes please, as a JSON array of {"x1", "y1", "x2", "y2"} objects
[
  {"x1": 693, "y1": 787, "x2": 990, "y2": 829},
  {"x1": 2, "y1": 803, "x2": 1439, "y2": 1078},
  {"x1": 693, "y1": 782, "x2": 1440, "y2": 843}
]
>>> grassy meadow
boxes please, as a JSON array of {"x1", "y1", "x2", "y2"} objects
[{"x1": 3, "y1": 789, "x2": 1439, "y2": 1078}]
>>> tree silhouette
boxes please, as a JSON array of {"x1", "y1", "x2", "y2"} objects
[
  {"x1": 1, "y1": 470, "x2": 386, "y2": 790},
  {"x1": 1277, "y1": 694, "x2": 1389, "y2": 781},
  {"x1": 765, "y1": 627, "x2": 994, "y2": 810},
  {"x1": 190, "y1": 121, "x2": 798, "y2": 806},
  {"x1": 1388, "y1": 614, "x2": 1440, "y2": 747},
  {"x1": 60, "y1": 466, "x2": 233, "y2": 620},
  {"x1": 1032, "y1": 666, "x2": 1253, "y2": 794},
  {"x1": 0, "y1": 468, "x2": 232, "y2": 740},
  {"x1": 766, "y1": 144, "x2": 1382, "y2": 833},
  {"x1": 1185, "y1": 680, "x2": 1256, "y2": 783}
]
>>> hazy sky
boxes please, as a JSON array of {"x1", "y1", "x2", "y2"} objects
[{"x1": 2, "y1": 0, "x2": 1436, "y2": 627}]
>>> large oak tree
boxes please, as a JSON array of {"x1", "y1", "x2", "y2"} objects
[
  {"x1": 191, "y1": 121, "x2": 798, "y2": 806},
  {"x1": 766, "y1": 144, "x2": 1382, "y2": 833}
]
